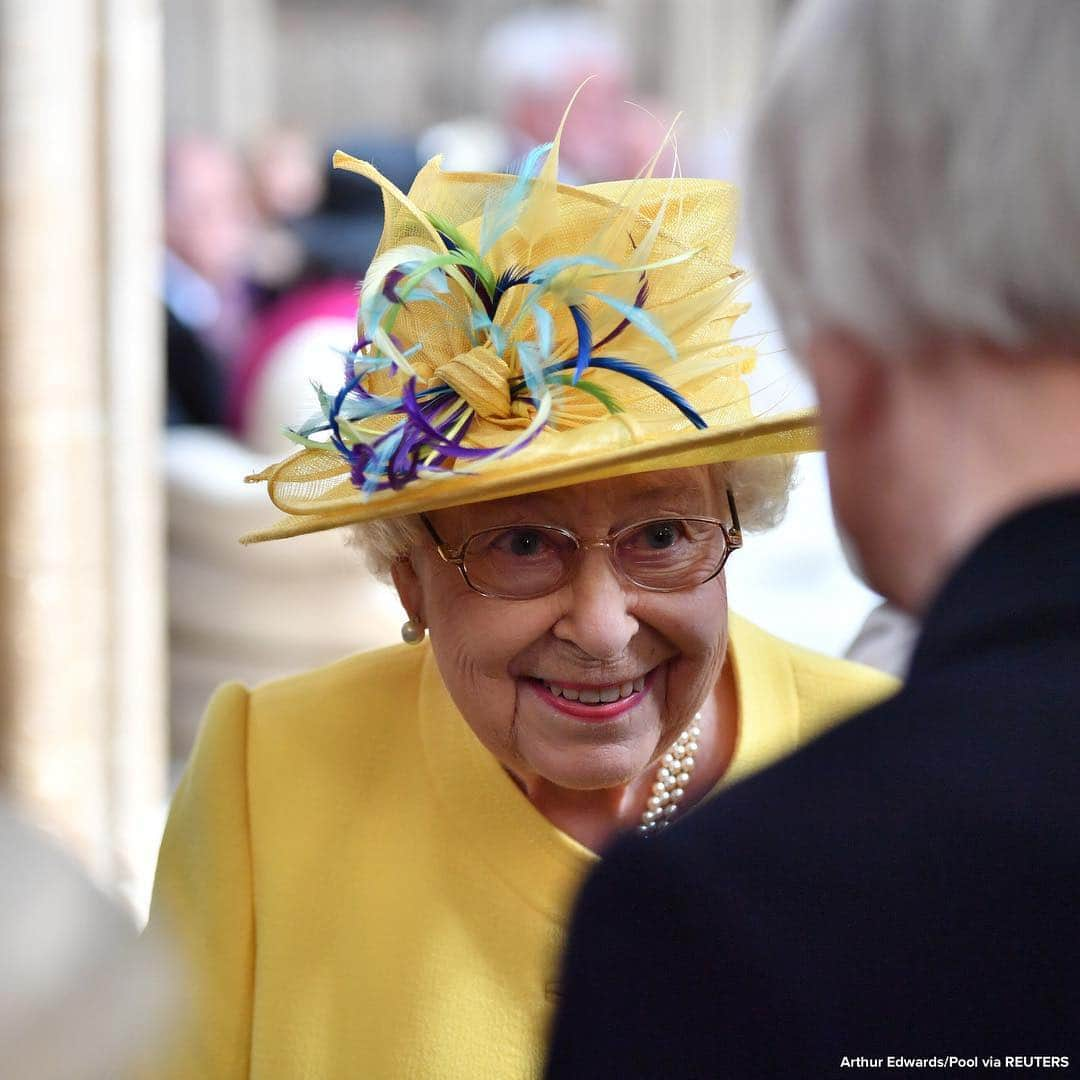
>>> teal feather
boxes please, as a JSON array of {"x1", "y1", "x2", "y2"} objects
[
  {"x1": 587, "y1": 290, "x2": 677, "y2": 359},
  {"x1": 528, "y1": 252, "x2": 619, "y2": 284},
  {"x1": 480, "y1": 141, "x2": 553, "y2": 255}
]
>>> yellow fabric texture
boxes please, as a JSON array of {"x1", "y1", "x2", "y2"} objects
[
  {"x1": 143, "y1": 615, "x2": 896, "y2": 1079},
  {"x1": 241, "y1": 147, "x2": 820, "y2": 544}
]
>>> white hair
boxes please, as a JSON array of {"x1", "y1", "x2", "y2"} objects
[
  {"x1": 349, "y1": 457, "x2": 796, "y2": 582},
  {"x1": 747, "y1": 0, "x2": 1080, "y2": 357},
  {"x1": 480, "y1": 9, "x2": 627, "y2": 100}
]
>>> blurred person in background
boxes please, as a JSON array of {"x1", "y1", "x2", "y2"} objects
[
  {"x1": 248, "y1": 128, "x2": 324, "y2": 225},
  {"x1": 425, "y1": 8, "x2": 672, "y2": 181},
  {"x1": 165, "y1": 139, "x2": 417, "y2": 765},
  {"x1": 547, "y1": 1, "x2": 1080, "y2": 1075},
  {"x1": 227, "y1": 136, "x2": 420, "y2": 452},
  {"x1": 245, "y1": 127, "x2": 326, "y2": 308},
  {"x1": 142, "y1": 119, "x2": 894, "y2": 1078},
  {"x1": 0, "y1": 800, "x2": 175, "y2": 1079},
  {"x1": 164, "y1": 136, "x2": 258, "y2": 425}
]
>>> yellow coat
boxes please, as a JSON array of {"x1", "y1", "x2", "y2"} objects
[{"x1": 145, "y1": 615, "x2": 896, "y2": 1079}]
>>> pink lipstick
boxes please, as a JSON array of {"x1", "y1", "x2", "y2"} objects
[{"x1": 526, "y1": 671, "x2": 654, "y2": 723}]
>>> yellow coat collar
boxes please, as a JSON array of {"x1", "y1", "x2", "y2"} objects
[{"x1": 415, "y1": 613, "x2": 829, "y2": 924}]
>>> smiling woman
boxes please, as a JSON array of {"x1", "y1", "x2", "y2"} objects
[
  {"x1": 143, "y1": 116, "x2": 896, "y2": 1079},
  {"x1": 350, "y1": 462, "x2": 780, "y2": 849},
  {"x1": 386, "y1": 468, "x2": 739, "y2": 849}
]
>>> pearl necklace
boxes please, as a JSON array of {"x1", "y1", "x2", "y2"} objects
[{"x1": 639, "y1": 713, "x2": 701, "y2": 835}]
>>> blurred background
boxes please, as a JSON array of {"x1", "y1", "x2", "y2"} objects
[{"x1": 1, "y1": 0, "x2": 882, "y2": 932}]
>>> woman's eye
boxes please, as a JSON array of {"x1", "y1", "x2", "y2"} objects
[
  {"x1": 497, "y1": 529, "x2": 547, "y2": 556},
  {"x1": 510, "y1": 530, "x2": 541, "y2": 555},
  {"x1": 637, "y1": 521, "x2": 684, "y2": 550}
]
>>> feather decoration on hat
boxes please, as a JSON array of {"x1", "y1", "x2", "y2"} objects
[{"x1": 281, "y1": 98, "x2": 753, "y2": 500}]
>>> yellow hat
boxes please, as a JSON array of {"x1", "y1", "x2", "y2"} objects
[{"x1": 241, "y1": 125, "x2": 817, "y2": 544}]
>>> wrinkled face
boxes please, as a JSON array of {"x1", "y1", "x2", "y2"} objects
[{"x1": 396, "y1": 467, "x2": 731, "y2": 792}]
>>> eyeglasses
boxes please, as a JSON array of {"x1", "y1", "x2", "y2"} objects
[{"x1": 419, "y1": 489, "x2": 742, "y2": 601}]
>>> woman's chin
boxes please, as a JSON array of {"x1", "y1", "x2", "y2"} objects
[{"x1": 522, "y1": 741, "x2": 652, "y2": 793}]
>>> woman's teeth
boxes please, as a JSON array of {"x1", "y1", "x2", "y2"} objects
[{"x1": 544, "y1": 676, "x2": 646, "y2": 703}]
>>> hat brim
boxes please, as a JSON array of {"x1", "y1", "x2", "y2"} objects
[{"x1": 240, "y1": 408, "x2": 818, "y2": 543}]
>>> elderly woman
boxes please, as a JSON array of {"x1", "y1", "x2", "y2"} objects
[{"x1": 145, "y1": 127, "x2": 895, "y2": 1078}]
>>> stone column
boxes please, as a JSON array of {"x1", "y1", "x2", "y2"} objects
[
  {"x1": 0, "y1": 0, "x2": 167, "y2": 913},
  {"x1": 101, "y1": 0, "x2": 169, "y2": 916}
]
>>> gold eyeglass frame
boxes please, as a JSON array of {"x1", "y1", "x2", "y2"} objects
[{"x1": 419, "y1": 489, "x2": 743, "y2": 601}]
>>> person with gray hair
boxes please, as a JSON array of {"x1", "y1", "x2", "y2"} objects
[
  {"x1": 547, "y1": 2, "x2": 1079, "y2": 1075},
  {"x1": 478, "y1": 8, "x2": 667, "y2": 183}
]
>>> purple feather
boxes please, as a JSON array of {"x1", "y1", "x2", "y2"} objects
[
  {"x1": 382, "y1": 268, "x2": 406, "y2": 306},
  {"x1": 400, "y1": 379, "x2": 494, "y2": 459}
]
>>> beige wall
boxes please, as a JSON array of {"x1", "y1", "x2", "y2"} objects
[{"x1": 0, "y1": 0, "x2": 167, "y2": 910}]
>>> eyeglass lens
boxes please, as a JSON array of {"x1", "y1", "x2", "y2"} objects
[{"x1": 460, "y1": 519, "x2": 730, "y2": 598}]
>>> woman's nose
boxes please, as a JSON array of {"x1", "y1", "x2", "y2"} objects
[{"x1": 550, "y1": 546, "x2": 639, "y2": 660}]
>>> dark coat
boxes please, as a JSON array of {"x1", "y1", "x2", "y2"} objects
[{"x1": 547, "y1": 495, "x2": 1080, "y2": 1079}]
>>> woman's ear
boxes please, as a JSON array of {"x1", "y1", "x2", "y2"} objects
[{"x1": 390, "y1": 557, "x2": 424, "y2": 624}]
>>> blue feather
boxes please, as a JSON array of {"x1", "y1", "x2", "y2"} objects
[
  {"x1": 494, "y1": 264, "x2": 532, "y2": 295},
  {"x1": 492, "y1": 264, "x2": 533, "y2": 314},
  {"x1": 569, "y1": 305, "x2": 593, "y2": 384},
  {"x1": 546, "y1": 356, "x2": 707, "y2": 430},
  {"x1": 362, "y1": 430, "x2": 404, "y2": 496}
]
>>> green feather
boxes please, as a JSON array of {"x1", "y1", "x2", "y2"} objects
[
  {"x1": 282, "y1": 428, "x2": 333, "y2": 451},
  {"x1": 549, "y1": 373, "x2": 625, "y2": 414},
  {"x1": 425, "y1": 212, "x2": 497, "y2": 298}
]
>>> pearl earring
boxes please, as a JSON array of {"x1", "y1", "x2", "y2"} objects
[{"x1": 401, "y1": 618, "x2": 426, "y2": 644}]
